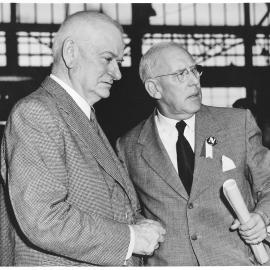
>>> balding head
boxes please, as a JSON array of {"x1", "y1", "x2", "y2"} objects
[
  {"x1": 139, "y1": 42, "x2": 192, "y2": 83},
  {"x1": 52, "y1": 11, "x2": 123, "y2": 67},
  {"x1": 51, "y1": 11, "x2": 125, "y2": 106},
  {"x1": 139, "y1": 41, "x2": 201, "y2": 120}
]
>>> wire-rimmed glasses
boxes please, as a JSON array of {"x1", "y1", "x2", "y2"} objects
[{"x1": 152, "y1": 64, "x2": 203, "y2": 83}]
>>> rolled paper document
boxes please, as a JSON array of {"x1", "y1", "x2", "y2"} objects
[{"x1": 223, "y1": 179, "x2": 269, "y2": 264}]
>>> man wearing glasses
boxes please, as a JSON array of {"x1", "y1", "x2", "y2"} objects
[{"x1": 116, "y1": 42, "x2": 270, "y2": 265}]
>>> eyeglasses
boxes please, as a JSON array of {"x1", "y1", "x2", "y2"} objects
[{"x1": 152, "y1": 64, "x2": 203, "y2": 83}]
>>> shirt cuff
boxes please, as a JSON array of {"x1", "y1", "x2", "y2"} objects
[{"x1": 125, "y1": 225, "x2": 135, "y2": 261}]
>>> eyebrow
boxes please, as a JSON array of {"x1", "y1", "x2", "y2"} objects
[
  {"x1": 100, "y1": 51, "x2": 124, "y2": 61},
  {"x1": 177, "y1": 64, "x2": 197, "y2": 70}
]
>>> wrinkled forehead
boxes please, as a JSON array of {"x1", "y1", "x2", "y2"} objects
[
  {"x1": 154, "y1": 46, "x2": 196, "y2": 74},
  {"x1": 80, "y1": 21, "x2": 125, "y2": 56}
]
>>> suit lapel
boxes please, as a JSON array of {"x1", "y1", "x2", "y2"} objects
[
  {"x1": 139, "y1": 112, "x2": 189, "y2": 200},
  {"x1": 191, "y1": 105, "x2": 234, "y2": 199},
  {"x1": 41, "y1": 77, "x2": 131, "y2": 197},
  {"x1": 94, "y1": 120, "x2": 138, "y2": 208}
]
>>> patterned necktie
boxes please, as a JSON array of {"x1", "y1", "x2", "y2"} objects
[
  {"x1": 90, "y1": 108, "x2": 99, "y2": 132},
  {"x1": 176, "y1": 121, "x2": 194, "y2": 195}
]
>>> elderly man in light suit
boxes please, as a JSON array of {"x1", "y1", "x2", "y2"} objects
[
  {"x1": 116, "y1": 42, "x2": 270, "y2": 265},
  {"x1": 0, "y1": 11, "x2": 165, "y2": 266}
]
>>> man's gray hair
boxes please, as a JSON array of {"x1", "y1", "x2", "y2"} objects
[
  {"x1": 139, "y1": 42, "x2": 186, "y2": 83},
  {"x1": 52, "y1": 11, "x2": 123, "y2": 66}
]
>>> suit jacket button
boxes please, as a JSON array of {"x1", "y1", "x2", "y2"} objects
[
  {"x1": 191, "y1": 234, "x2": 198, "y2": 241},
  {"x1": 188, "y1": 203, "x2": 193, "y2": 209}
]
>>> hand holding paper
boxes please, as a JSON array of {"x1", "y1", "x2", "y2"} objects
[
  {"x1": 223, "y1": 179, "x2": 269, "y2": 264},
  {"x1": 231, "y1": 212, "x2": 268, "y2": 245}
]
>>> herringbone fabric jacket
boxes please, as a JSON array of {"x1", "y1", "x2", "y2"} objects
[{"x1": 0, "y1": 76, "x2": 142, "y2": 266}]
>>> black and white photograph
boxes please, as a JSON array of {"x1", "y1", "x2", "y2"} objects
[{"x1": 1, "y1": 1, "x2": 270, "y2": 267}]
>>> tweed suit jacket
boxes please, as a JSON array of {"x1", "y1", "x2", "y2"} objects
[
  {"x1": 0, "y1": 76, "x2": 142, "y2": 266},
  {"x1": 0, "y1": 178, "x2": 14, "y2": 265},
  {"x1": 117, "y1": 105, "x2": 270, "y2": 266}
]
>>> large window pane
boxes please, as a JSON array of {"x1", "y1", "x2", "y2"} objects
[{"x1": 202, "y1": 87, "x2": 246, "y2": 107}]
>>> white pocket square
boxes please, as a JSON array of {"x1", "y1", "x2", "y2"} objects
[{"x1": 222, "y1": 155, "x2": 236, "y2": 172}]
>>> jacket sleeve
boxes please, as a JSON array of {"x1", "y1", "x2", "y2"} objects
[
  {"x1": 246, "y1": 110, "x2": 270, "y2": 228},
  {"x1": 0, "y1": 175, "x2": 15, "y2": 266},
  {"x1": 1, "y1": 100, "x2": 130, "y2": 266}
]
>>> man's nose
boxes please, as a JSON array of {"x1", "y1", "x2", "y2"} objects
[
  {"x1": 188, "y1": 70, "x2": 200, "y2": 85},
  {"x1": 109, "y1": 60, "x2": 122, "y2": 81}
]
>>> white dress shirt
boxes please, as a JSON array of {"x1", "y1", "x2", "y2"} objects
[
  {"x1": 50, "y1": 74, "x2": 134, "y2": 262},
  {"x1": 50, "y1": 74, "x2": 91, "y2": 119},
  {"x1": 155, "y1": 110, "x2": 195, "y2": 173}
]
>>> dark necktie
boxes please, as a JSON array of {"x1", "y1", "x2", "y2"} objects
[{"x1": 176, "y1": 121, "x2": 194, "y2": 195}]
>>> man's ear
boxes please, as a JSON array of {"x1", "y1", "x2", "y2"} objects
[
  {"x1": 62, "y1": 38, "x2": 78, "y2": 69},
  {"x1": 145, "y1": 79, "x2": 162, "y2": 99}
]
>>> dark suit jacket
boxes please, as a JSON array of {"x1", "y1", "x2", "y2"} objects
[
  {"x1": 0, "y1": 77, "x2": 142, "y2": 266},
  {"x1": 117, "y1": 105, "x2": 270, "y2": 266}
]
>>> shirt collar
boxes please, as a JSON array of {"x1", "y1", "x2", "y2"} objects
[
  {"x1": 184, "y1": 114, "x2": 195, "y2": 132},
  {"x1": 156, "y1": 109, "x2": 195, "y2": 132},
  {"x1": 50, "y1": 74, "x2": 91, "y2": 120}
]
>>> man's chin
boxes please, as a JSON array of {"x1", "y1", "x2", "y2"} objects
[
  {"x1": 103, "y1": 92, "x2": 111, "y2": 99},
  {"x1": 188, "y1": 101, "x2": 201, "y2": 114},
  {"x1": 99, "y1": 88, "x2": 111, "y2": 99}
]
